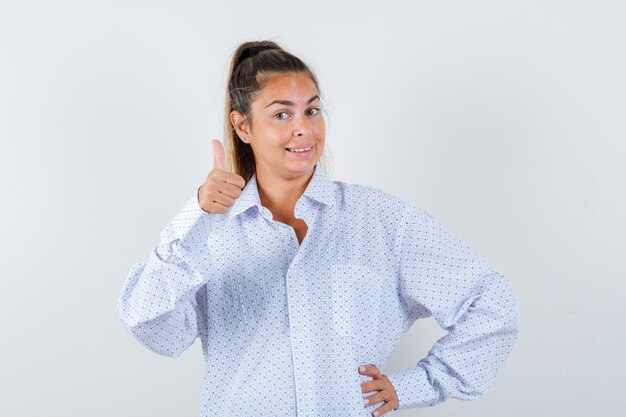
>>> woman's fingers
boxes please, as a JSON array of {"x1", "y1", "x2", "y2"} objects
[
  {"x1": 208, "y1": 190, "x2": 236, "y2": 208},
  {"x1": 370, "y1": 399, "x2": 397, "y2": 417},
  {"x1": 217, "y1": 171, "x2": 246, "y2": 193},
  {"x1": 359, "y1": 364, "x2": 399, "y2": 416},
  {"x1": 361, "y1": 378, "x2": 386, "y2": 394},
  {"x1": 198, "y1": 177, "x2": 242, "y2": 212},
  {"x1": 197, "y1": 139, "x2": 247, "y2": 213}
]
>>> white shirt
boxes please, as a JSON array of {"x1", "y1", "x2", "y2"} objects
[{"x1": 116, "y1": 161, "x2": 520, "y2": 416}]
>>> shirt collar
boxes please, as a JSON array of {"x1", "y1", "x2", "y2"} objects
[{"x1": 226, "y1": 161, "x2": 339, "y2": 219}]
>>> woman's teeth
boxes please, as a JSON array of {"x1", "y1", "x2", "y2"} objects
[{"x1": 286, "y1": 146, "x2": 312, "y2": 153}]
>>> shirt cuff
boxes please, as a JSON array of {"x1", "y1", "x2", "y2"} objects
[{"x1": 386, "y1": 365, "x2": 444, "y2": 410}]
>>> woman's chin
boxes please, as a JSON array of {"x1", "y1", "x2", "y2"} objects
[{"x1": 283, "y1": 159, "x2": 317, "y2": 176}]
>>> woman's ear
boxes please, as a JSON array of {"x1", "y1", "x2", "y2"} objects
[{"x1": 230, "y1": 110, "x2": 250, "y2": 141}]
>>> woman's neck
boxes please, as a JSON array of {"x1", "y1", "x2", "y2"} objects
[{"x1": 255, "y1": 165, "x2": 315, "y2": 222}]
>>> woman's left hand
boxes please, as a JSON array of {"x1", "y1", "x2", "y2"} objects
[{"x1": 359, "y1": 364, "x2": 399, "y2": 416}]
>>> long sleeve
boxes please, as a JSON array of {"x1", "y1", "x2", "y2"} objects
[
  {"x1": 387, "y1": 205, "x2": 520, "y2": 410},
  {"x1": 116, "y1": 189, "x2": 213, "y2": 358}
]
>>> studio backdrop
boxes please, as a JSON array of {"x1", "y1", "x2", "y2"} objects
[{"x1": 0, "y1": 1, "x2": 624, "y2": 416}]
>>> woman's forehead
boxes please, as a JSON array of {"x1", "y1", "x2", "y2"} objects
[{"x1": 257, "y1": 73, "x2": 319, "y2": 104}]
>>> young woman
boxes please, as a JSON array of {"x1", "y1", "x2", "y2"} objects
[{"x1": 117, "y1": 40, "x2": 520, "y2": 417}]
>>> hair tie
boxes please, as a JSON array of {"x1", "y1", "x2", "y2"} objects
[{"x1": 235, "y1": 45, "x2": 273, "y2": 68}]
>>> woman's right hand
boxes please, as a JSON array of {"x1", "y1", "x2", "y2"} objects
[{"x1": 197, "y1": 139, "x2": 247, "y2": 214}]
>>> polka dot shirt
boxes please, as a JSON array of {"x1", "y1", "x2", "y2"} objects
[{"x1": 116, "y1": 161, "x2": 520, "y2": 416}]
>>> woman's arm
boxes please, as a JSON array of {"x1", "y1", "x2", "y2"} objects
[
  {"x1": 387, "y1": 205, "x2": 520, "y2": 409},
  {"x1": 116, "y1": 190, "x2": 212, "y2": 358}
]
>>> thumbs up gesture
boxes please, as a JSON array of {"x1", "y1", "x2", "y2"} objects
[{"x1": 197, "y1": 139, "x2": 247, "y2": 214}]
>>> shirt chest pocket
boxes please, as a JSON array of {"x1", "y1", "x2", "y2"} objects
[{"x1": 331, "y1": 263, "x2": 383, "y2": 348}]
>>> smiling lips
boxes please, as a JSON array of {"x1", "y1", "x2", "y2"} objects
[{"x1": 285, "y1": 144, "x2": 314, "y2": 153}]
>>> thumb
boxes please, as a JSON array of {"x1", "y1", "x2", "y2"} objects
[{"x1": 211, "y1": 139, "x2": 225, "y2": 171}]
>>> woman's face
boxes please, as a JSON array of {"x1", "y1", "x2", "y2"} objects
[{"x1": 232, "y1": 72, "x2": 325, "y2": 178}]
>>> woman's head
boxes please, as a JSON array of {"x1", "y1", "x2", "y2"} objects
[{"x1": 223, "y1": 40, "x2": 328, "y2": 183}]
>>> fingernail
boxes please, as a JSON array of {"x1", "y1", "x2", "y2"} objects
[
  {"x1": 363, "y1": 398, "x2": 368, "y2": 406},
  {"x1": 373, "y1": 411, "x2": 379, "y2": 416},
  {"x1": 359, "y1": 366, "x2": 366, "y2": 372}
]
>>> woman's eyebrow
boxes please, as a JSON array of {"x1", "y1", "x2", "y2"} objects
[{"x1": 265, "y1": 95, "x2": 320, "y2": 108}]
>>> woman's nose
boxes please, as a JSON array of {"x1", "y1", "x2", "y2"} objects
[{"x1": 293, "y1": 113, "x2": 312, "y2": 136}]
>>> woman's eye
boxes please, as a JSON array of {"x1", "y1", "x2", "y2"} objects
[
  {"x1": 274, "y1": 111, "x2": 289, "y2": 120},
  {"x1": 307, "y1": 108, "x2": 320, "y2": 116}
]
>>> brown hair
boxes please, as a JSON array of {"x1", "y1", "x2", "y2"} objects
[{"x1": 222, "y1": 40, "x2": 331, "y2": 183}]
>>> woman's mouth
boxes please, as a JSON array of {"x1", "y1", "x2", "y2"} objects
[{"x1": 285, "y1": 145, "x2": 314, "y2": 155}]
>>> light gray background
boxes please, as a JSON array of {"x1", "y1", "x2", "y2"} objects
[{"x1": 1, "y1": 1, "x2": 624, "y2": 416}]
